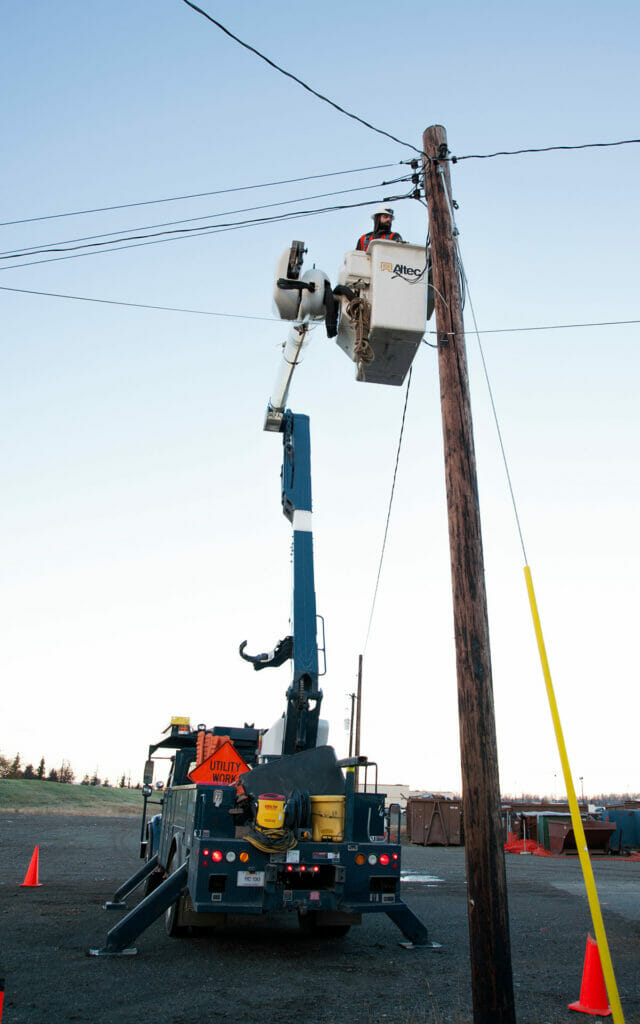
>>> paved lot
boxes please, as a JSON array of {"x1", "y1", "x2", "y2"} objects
[{"x1": 1, "y1": 814, "x2": 638, "y2": 1023}]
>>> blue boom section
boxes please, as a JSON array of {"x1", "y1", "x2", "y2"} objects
[{"x1": 280, "y1": 411, "x2": 322, "y2": 755}]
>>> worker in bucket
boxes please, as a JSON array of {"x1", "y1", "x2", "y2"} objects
[{"x1": 355, "y1": 205, "x2": 403, "y2": 252}]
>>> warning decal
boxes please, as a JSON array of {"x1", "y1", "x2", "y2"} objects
[{"x1": 188, "y1": 740, "x2": 250, "y2": 785}]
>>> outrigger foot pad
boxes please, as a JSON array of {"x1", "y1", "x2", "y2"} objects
[
  {"x1": 386, "y1": 903, "x2": 438, "y2": 947},
  {"x1": 398, "y1": 940, "x2": 443, "y2": 950},
  {"x1": 88, "y1": 948, "x2": 137, "y2": 957}
]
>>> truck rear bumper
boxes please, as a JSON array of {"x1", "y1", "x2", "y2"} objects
[{"x1": 188, "y1": 837, "x2": 403, "y2": 917}]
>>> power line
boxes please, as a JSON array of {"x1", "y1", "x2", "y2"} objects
[
  {"x1": 364, "y1": 367, "x2": 413, "y2": 652},
  {"x1": 429, "y1": 318, "x2": 640, "y2": 335},
  {"x1": 452, "y1": 138, "x2": 640, "y2": 162},
  {"x1": 0, "y1": 284, "x2": 281, "y2": 321},
  {"x1": 0, "y1": 193, "x2": 413, "y2": 271},
  {"x1": 0, "y1": 163, "x2": 399, "y2": 228},
  {"x1": 181, "y1": 0, "x2": 427, "y2": 159},
  {"x1": 3, "y1": 283, "x2": 639, "y2": 338},
  {"x1": 0, "y1": 177, "x2": 410, "y2": 260}
]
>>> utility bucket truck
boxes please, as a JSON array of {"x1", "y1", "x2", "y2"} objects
[{"x1": 90, "y1": 240, "x2": 433, "y2": 956}]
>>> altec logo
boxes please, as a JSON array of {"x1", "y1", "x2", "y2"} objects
[{"x1": 380, "y1": 262, "x2": 423, "y2": 276}]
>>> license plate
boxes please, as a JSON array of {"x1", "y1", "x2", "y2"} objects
[{"x1": 237, "y1": 870, "x2": 265, "y2": 887}]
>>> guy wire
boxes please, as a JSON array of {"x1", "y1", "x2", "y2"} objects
[{"x1": 364, "y1": 366, "x2": 413, "y2": 651}]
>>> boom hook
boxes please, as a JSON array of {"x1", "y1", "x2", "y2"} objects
[{"x1": 238, "y1": 636, "x2": 293, "y2": 671}]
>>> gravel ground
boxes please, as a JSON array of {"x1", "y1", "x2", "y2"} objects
[{"x1": 0, "y1": 814, "x2": 638, "y2": 1024}]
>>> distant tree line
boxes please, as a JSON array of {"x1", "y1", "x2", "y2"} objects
[
  {"x1": 0, "y1": 752, "x2": 76, "y2": 783},
  {"x1": 0, "y1": 753, "x2": 141, "y2": 788},
  {"x1": 500, "y1": 790, "x2": 640, "y2": 806}
]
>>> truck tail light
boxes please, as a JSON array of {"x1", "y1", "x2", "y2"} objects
[
  {"x1": 379, "y1": 854, "x2": 390, "y2": 866},
  {"x1": 211, "y1": 850, "x2": 223, "y2": 862}
]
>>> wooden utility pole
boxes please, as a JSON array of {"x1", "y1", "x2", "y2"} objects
[
  {"x1": 354, "y1": 654, "x2": 363, "y2": 788},
  {"x1": 348, "y1": 691, "x2": 356, "y2": 757},
  {"x1": 422, "y1": 125, "x2": 516, "y2": 1024}
]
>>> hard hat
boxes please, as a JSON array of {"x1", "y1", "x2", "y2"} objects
[{"x1": 372, "y1": 205, "x2": 394, "y2": 221}]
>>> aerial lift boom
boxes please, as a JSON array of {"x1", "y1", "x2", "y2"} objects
[
  {"x1": 89, "y1": 233, "x2": 434, "y2": 956},
  {"x1": 240, "y1": 408, "x2": 323, "y2": 755}
]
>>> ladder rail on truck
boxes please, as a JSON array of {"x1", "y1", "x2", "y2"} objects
[{"x1": 89, "y1": 238, "x2": 436, "y2": 956}]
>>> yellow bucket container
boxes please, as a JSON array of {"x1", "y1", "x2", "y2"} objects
[
  {"x1": 256, "y1": 793, "x2": 285, "y2": 829},
  {"x1": 310, "y1": 795, "x2": 345, "y2": 842}
]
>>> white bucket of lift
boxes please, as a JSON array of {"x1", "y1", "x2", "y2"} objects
[{"x1": 336, "y1": 240, "x2": 427, "y2": 386}]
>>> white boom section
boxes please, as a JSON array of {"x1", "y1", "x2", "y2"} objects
[
  {"x1": 267, "y1": 242, "x2": 330, "y2": 432},
  {"x1": 264, "y1": 323, "x2": 311, "y2": 432}
]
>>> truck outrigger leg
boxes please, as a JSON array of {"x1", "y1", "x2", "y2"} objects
[
  {"x1": 103, "y1": 853, "x2": 160, "y2": 910},
  {"x1": 89, "y1": 861, "x2": 188, "y2": 956}
]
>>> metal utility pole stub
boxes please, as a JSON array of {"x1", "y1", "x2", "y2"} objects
[{"x1": 422, "y1": 124, "x2": 516, "y2": 1024}]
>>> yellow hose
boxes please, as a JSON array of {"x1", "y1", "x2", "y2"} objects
[{"x1": 524, "y1": 565, "x2": 624, "y2": 1023}]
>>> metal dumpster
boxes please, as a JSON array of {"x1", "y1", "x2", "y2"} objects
[
  {"x1": 605, "y1": 809, "x2": 640, "y2": 853},
  {"x1": 407, "y1": 797, "x2": 462, "y2": 846},
  {"x1": 547, "y1": 819, "x2": 617, "y2": 855}
]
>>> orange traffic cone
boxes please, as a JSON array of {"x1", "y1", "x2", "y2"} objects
[
  {"x1": 568, "y1": 934, "x2": 611, "y2": 1016},
  {"x1": 19, "y1": 846, "x2": 42, "y2": 888}
]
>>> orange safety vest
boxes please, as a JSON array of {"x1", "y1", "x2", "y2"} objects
[{"x1": 356, "y1": 231, "x2": 402, "y2": 252}]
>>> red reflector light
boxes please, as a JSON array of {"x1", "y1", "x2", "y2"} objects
[
  {"x1": 313, "y1": 866, "x2": 319, "y2": 873},
  {"x1": 379, "y1": 854, "x2": 390, "y2": 866},
  {"x1": 300, "y1": 865, "x2": 306, "y2": 872},
  {"x1": 203, "y1": 849, "x2": 209, "y2": 856},
  {"x1": 392, "y1": 853, "x2": 399, "y2": 861},
  {"x1": 287, "y1": 865, "x2": 293, "y2": 873},
  {"x1": 211, "y1": 850, "x2": 223, "y2": 862}
]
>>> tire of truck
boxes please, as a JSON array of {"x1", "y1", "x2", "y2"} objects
[
  {"x1": 164, "y1": 849, "x2": 188, "y2": 937},
  {"x1": 297, "y1": 911, "x2": 351, "y2": 938},
  {"x1": 143, "y1": 825, "x2": 163, "y2": 897}
]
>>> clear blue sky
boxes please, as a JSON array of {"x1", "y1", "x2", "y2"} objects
[{"x1": 1, "y1": 0, "x2": 639, "y2": 794}]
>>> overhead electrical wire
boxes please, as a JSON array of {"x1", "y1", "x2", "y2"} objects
[
  {"x1": 0, "y1": 162, "x2": 399, "y2": 228},
  {"x1": 428, "y1": 318, "x2": 640, "y2": 335},
  {"x1": 0, "y1": 192, "x2": 414, "y2": 272},
  {"x1": 451, "y1": 138, "x2": 640, "y2": 162},
  {"x1": 181, "y1": 0, "x2": 427, "y2": 159},
  {"x1": 2, "y1": 284, "x2": 639, "y2": 337},
  {"x1": 0, "y1": 177, "x2": 411, "y2": 260},
  {"x1": 363, "y1": 367, "x2": 413, "y2": 652},
  {"x1": 0, "y1": 284, "x2": 281, "y2": 321}
]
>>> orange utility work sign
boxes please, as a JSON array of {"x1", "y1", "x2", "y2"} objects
[{"x1": 188, "y1": 739, "x2": 249, "y2": 785}]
